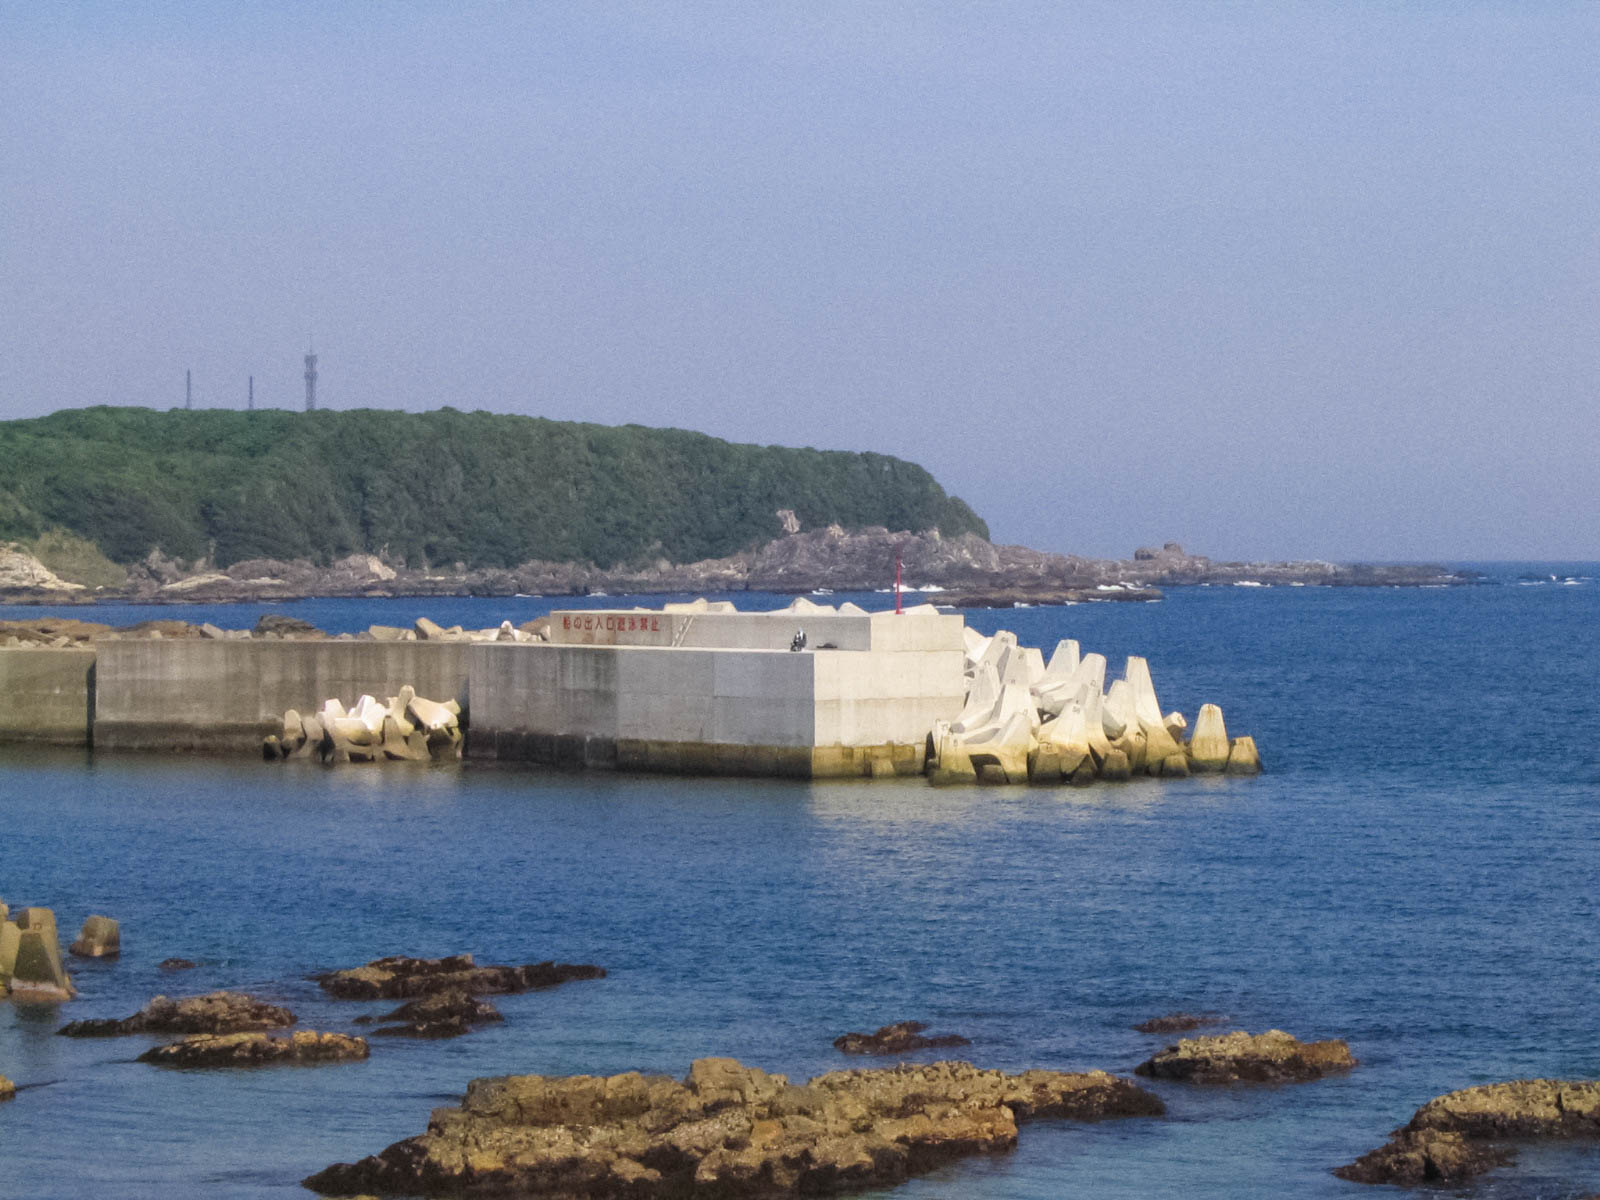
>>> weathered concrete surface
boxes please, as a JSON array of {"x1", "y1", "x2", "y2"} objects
[
  {"x1": 93, "y1": 640, "x2": 471, "y2": 753},
  {"x1": 470, "y1": 642, "x2": 964, "y2": 778},
  {"x1": 0, "y1": 648, "x2": 95, "y2": 745},
  {"x1": 547, "y1": 607, "x2": 965, "y2": 653}
]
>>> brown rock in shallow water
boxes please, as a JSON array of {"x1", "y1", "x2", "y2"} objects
[
  {"x1": 1335, "y1": 1079, "x2": 1600, "y2": 1186},
  {"x1": 1132, "y1": 1013, "x2": 1223, "y2": 1034},
  {"x1": 0, "y1": 1074, "x2": 13, "y2": 1101},
  {"x1": 158, "y1": 958, "x2": 197, "y2": 970},
  {"x1": 1134, "y1": 1029, "x2": 1355, "y2": 1083},
  {"x1": 314, "y1": 954, "x2": 604, "y2": 1000},
  {"x1": 370, "y1": 989, "x2": 504, "y2": 1039},
  {"x1": 833, "y1": 1020, "x2": 972, "y2": 1055},
  {"x1": 304, "y1": 1058, "x2": 1163, "y2": 1198},
  {"x1": 138, "y1": 1030, "x2": 368, "y2": 1068},
  {"x1": 58, "y1": 991, "x2": 294, "y2": 1037},
  {"x1": 1334, "y1": 1128, "x2": 1512, "y2": 1186}
]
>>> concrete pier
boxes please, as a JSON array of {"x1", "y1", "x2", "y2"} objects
[{"x1": 0, "y1": 648, "x2": 95, "y2": 745}]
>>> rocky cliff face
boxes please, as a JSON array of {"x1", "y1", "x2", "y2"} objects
[{"x1": 0, "y1": 529, "x2": 1473, "y2": 606}]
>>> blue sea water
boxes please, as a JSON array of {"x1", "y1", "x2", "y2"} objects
[{"x1": 3, "y1": 568, "x2": 1599, "y2": 1199}]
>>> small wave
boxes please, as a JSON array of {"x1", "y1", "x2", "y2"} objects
[
  {"x1": 916, "y1": 584, "x2": 946, "y2": 593},
  {"x1": 1233, "y1": 580, "x2": 1267, "y2": 587}
]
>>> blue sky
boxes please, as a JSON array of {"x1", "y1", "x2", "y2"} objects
[{"x1": 3, "y1": 3, "x2": 1596, "y2": 560}]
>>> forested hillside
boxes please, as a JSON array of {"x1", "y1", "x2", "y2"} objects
[{"x1": 0, "y1": 407, "x2": 988, "y2": 569}]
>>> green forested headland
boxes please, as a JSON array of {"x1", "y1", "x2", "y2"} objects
[{"x1": 0, "y1": 407, "x2": 988, "y2": 569}]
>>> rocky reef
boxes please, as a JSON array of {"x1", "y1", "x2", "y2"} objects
[
  {"x1": 1335, "y1": 1079, "x2": 1600, "y2": 1186},
  {"x1": 929, "y1": 631, "x2": 1261, "y2": 786},
  {"x1": 304, "y1": 1057, "x2": 1163, "y2": 1198},
  {"x1": 832, "y1": 1021, "x2": 971, "y2": 1056},
  {"x1": 1134, "y1": 1030, "x2": 1355, "y2": 1084},
  {"x1": 360, "y1": 990, "x2": 506, "y2": 1039},
  {"x1": 58, "y1": 991, "x2": 295, "y2": 1038},
  {"x1": 0, "y1": 531, "x2": 1474, "y2": 607},
  {"x1": 138, "y1": 1030, "x2": 368, "y2": 1069},
  {"x1": 1132, "y1": 1013, "x2": 1224, "y2": 1034},
  {"x1": 314, "y1": 953, "x2": 605, "y2": 1001}
]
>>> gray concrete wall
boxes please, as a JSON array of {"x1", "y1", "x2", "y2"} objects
[
  {"x1": 470, "y1": 642, "x2": 964, "y2": 777},
  {"x1": 0, "y1": 648, "x2": 96, "y2": 745},
  {"x1": 93, "y1": 640, "x2": 472, "y2": 753}
]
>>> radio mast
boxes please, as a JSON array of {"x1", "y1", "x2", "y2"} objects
[{"x1": 304, "y1": 342, "x2": 318, "y2": 411}]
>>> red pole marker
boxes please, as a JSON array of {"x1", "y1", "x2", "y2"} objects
[{"x1": 895, "y1": 557, "x2": 903, "y2": 614}]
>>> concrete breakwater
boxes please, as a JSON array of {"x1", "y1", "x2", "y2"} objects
[{"x1": 0, "y1": 600, "x2": 1257, "y2": 782}]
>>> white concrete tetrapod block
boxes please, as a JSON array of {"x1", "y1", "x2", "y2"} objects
[
  {"x1": 1019, "y1": 646, "x2": 1046, "y2": 689},
  {"x1": 1041, "y1": 639, "x2": 1081, "y2": 685},
  {"x1": 1164, "y1": 710, "x2": 1188, "y2": 742},
  {"x1": 331, "y1": 716, "x2": 376, "y2": 747},
  {"x1": 1188, "y1": 703, "x2": 1231, "y2": 773},
  {"x1": 414, "y1": 616, "x2": 448, "y2": 640},
  {"x1": 927, "y1": 746, "x2": 978, "y2": 785},
  {"x1": 281, "y1": 709, "x2": 305, "y2": 749},
  {"x1": 1226, "y1": 735, "x2": 1262, "y2": 775},
  {"x1": 1137, "y1": 716, "x2": 1183, "y2": 775},
  {"x1": 1098, "y1": 747, "x2": 1133, "y2": 782},
  {"x1": 407, "y1": 695, "x2": 457, "y2": 733},
  {"x1": 1079, "y1": 683, "x2": 1113, "y2": 761},
  {"x1": 837, "y1": 601, "x2": 867, "y2": 615},
  {"x1": 354, "y1": 695, "x2": 387, "y2": 737},
  {"x1": 69, "y1": 915, "x2": 120, "y2": 958},
  {"x1": 290, "y1": 715, "x2": 325, "y2": 759},
  {"x1": 950, "y1": 663, "x2": 1000, "y2": 735},
  {"x1": 321, "y1": 698, "x2": 347, "y2": 721},
  {"x1": 961, "y1": 626, "x2": 990, "y2": 668},
  {"x1": 498, "y1": 620, "x2": 517, "y2": 641},
  {"x1": 965, "y1": 710, "x2": 1031, "y2": 785},
  {"x1": 1102, "y1": 679, "x2": 1134, "y2": 740},
  {"x1": 1123, "y1": 656, "x2": 1166, "y2": 727}
]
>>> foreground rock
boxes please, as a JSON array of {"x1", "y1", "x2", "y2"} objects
[
  {"x1": 1132, "y1": 1013, "x2": 1224, "y2": 1034},
  {"x1": 138, "y1": 1030, "x2": 368, "y2": 1068},
  {"x1": 363, "y1": 989, "x2": 504, "y2": 1039},
  {"x1": 0, "y1": 1074, "x2": 13, "y2": 1101},
  {"x1": 304, "y1": 1057, "x2": 1163, "y2": 1197},
  {"x1": 315, "y1": 954, "x2": 604, "y2": 1001},
  {"x1": 68, "y1": 915, "x2": 120, "y2": 958},
  {"x1": 58, "y1": 991, "x2": 294, "y2": 1037},
  {"x1": 1335, "y1": 1079, "x2": 1600, "y2": 1186},
  {"x1": 833, "y1": 1021, "x2": 971, "y2": 1055},
  {"x1": 1134, "y1": 1029, "x2": 1356, "y2": 1084}
]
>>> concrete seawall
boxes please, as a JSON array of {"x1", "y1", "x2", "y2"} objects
[
  {"x1": 469, "y1": 642, "x2": 963, "y2": 777},
  {"x1": 0, "y1": 648, "x2": 95, "y2": 745},
  {"x1": 90, "y1": 641, "x2": 472, "y2": 754}
]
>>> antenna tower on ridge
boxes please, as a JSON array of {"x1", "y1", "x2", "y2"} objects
[{"x1": 304, "y1": 341, "x2": 318, "y2": 411}]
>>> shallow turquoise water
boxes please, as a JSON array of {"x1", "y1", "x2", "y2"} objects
[{"x1": 3, "y1": 571, "x2": 1599, "y2": 1198}]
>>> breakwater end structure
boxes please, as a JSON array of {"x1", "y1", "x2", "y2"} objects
[{"x1": 0, "y1": 600, "x2": 1257, "y2": 783}]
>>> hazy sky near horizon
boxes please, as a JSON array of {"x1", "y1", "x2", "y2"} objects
[{"x1": 4, "y1": 3, "x2": 1597, "y2": 561}]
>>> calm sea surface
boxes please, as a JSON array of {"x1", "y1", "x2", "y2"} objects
[{"x1": 3, "y1": 567, "x2": 1599, "y2": 1199}]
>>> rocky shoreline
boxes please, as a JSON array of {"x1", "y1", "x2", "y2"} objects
[{"x1": 0, "y1": 529, "x2": 1475, "y2": 607}]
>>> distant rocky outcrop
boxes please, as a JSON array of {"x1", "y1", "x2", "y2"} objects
[
  {"x1": 304, "y1": 1058, "x2": 1163, "y2": 1198},
  {"x1": 1132, "y1": 1013, "x2": 1224, "y2": 1034},
  {"x1": 138, "y1": 1030, "x2": 368, "y2": 1068},
  {"x1": 1336, "y1": 1079, "x2": 1600, "y2": 1186},
  {"x1": 1134, "y1": 1029, "x2": 1355, "y2": 1084},
  {"x1": 361, "y1": 989, "x2": 505, "y2": 1039},
  {"x1": 58, "y1": 991, "x2": 294, "y2": 1037},
  {"x1": 832, "y1": 1020, "x2": 971, "y2": 1055},
  {"x1": 314, "y1": 953, "x2": 604, "y2": 1001},
  {"x1": 0, "y1": 527, "x2": 1473, "y2": 607}
]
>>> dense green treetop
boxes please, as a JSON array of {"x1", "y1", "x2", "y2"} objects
[{"x1": 0, "y1": 407, "x2": 988, "y2": 568}]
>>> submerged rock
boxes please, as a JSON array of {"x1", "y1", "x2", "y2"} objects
[
  {"x1": 158, "y1": 958, "x2": 198, "y2": 971},
  {"x1": 1334, "y1": 1128, "x2": 1513, "y2": 1186},
  {"x1": 305, "y1": 1058, "x2": 1163, "y2": 1198},
  {"x1": 1335, "y1": 1079, "x2": 1600, "y2": 1186},
  {"x1": 368, "y1": 989, "x2": 504, "y2": 1039},
  {"x1": 833, "y1": 1020, "x2": 972, "y2": 1055},
  {"x1": 58, "y1": 991, "x2": 295, "y2": 1037},
  {"x1": 1134, "y1": 1029, "x2": 1355, "y2": 1084},
  {"x1": 1132, "y1": 1013, "x2": 1224, "y2": 1034},
  {"x1": 314, "y1": 954, "x2": 604, "y2": 1001},
  {"x1": 138, "y1": 1030, "x2": 368, "y2": 1068},
  {"x1": 0, "y1": 1074, "x2": 13, "y2": 1101}
]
